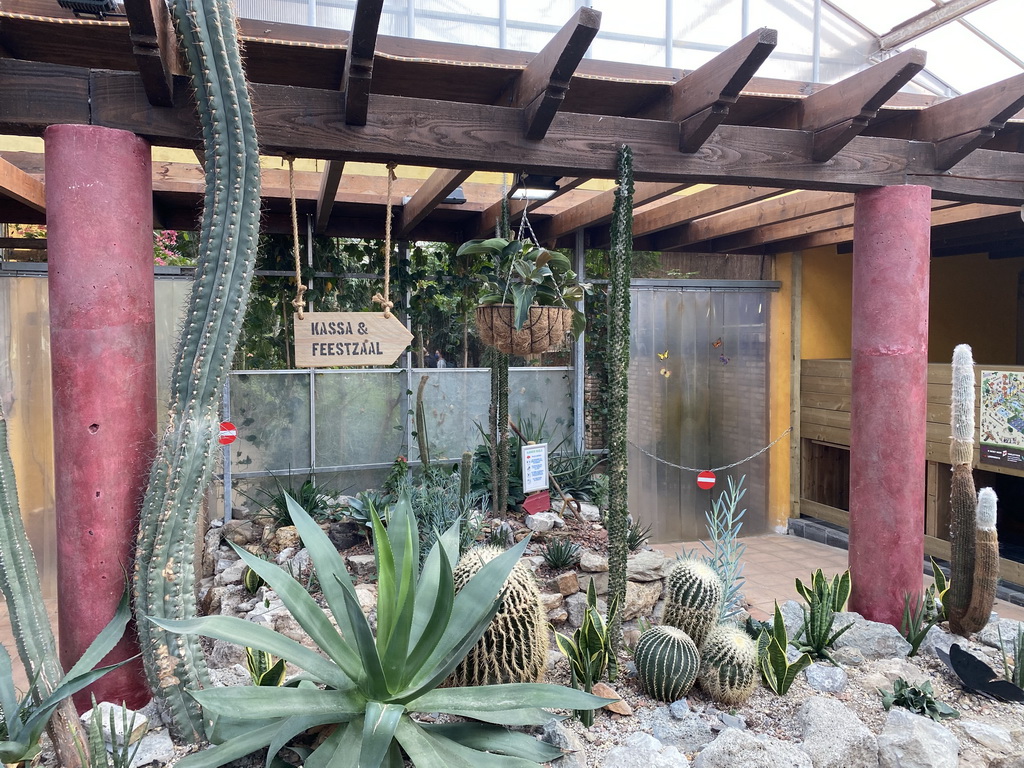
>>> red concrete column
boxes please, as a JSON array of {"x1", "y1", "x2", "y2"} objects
[
  {"x1": 849, "y1": 184, "x2": 931, "y2": 628},
  {"x1": 45, "y1": 125, "x2": 154, "y2": 708}
]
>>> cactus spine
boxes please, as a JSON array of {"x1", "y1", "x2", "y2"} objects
[
  {"x1": 634, "y1": 625, "x2": 700, "y2": 702},
  {"x1": 448, "y1": 546, "x2": 549, "y2": 685},
  {"x1": 947, "y1": 344, "x2": 999, "y2": 636},
  {"x1": 133, "y1": 0, "x2": 262, "y2": 740},
  {"x1": 663, "y1": 558, "x2": 725, "y2": 648},
  {"x1": 698, "y1": 625, "x2": 759, "y2": 706},
  {"x1": 0, "y1": 401, "x2": 86, "y2": 765},
  {"x1": 460, "y1": 450, "x2": 473, "y2": 502}
]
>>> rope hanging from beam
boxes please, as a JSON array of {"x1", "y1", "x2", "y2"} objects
[
  {"x1": 286, "y1": 155, "x2": 307, "y2": 320},
  {"x1": 372, "y1": 162, "x2": 398, "y2": 318}
]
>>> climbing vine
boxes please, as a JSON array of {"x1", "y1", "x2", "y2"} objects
[{"x1": 606, "y1": 145, "x2": 634, "y2": 651}]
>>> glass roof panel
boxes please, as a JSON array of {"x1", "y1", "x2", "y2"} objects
[
  {"x1": 910, "y1": 21, "x2": 1023, "y2": 94},
  {"x1": 826, "y1": 0, "x2": 932, "y2": 36},
  {"x1": 962, "y1": 0, "x2": 1024, "y2": 68}
]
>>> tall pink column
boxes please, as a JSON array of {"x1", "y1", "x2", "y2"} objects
[
  {"x1": 848, "y1": 184, "x2": 931, "y2": 628},
  {"x1": 45, "y1": 125, "x2": 154, "y2": 708}
]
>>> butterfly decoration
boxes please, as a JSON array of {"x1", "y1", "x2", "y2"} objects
[
  {"x1": 659, "y1": 368, "x2": 671, "y2": 378},
  {"x1": 657, "y1": 349, "x2": 669, "y2": 360},
  {"x1": 936, "y1": 643, "x2": 1024, "y2": 703},
  {"x1": 719, "y1": 355, "x2": 730, "y2": 366},
  {"x1": 712, "y1": 337, "x2": 723, "y2": 348}
]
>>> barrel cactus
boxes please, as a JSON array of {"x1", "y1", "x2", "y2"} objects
[
  {"x1": 698, "y1": 625, "x2": 759, "y2": 705},
  {"x1": 448, "y1": 546, "x2": 549, "y2": 685},
  {"x1": 663, "y1": 558, "x2": 724, "y2": 647},
  {"x1": 634, "y1": 625, "x2": 700, "y2": 702}
]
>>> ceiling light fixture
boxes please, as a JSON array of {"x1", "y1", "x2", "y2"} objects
[
  {"x1": 57, "y1": 0, "x2": 123, "y2": 19},
  {"x1": 508, "y1": 174, "x2": 559, "y2": 201}
]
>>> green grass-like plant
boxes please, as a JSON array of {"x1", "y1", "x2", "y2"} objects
[
  {"x1": 151, "y1": 490, "x2": 609, "y2": 767},
  {"x1": 901, "y1": 593, "x2": 940, "y2": 658},
  {"x1": 626, "y1": 519, "x2": 652, "y2": 554},
  {"x1": 998, "y1": 623, "x2": 1024, "y2": 688},
  {"x1": 879, "y1": 678, "x2": 959, "y2": 722},
  {"x1": 554, "y1": 580, "x2": 618, "y2": 727},
  {"x1": 793, "y1": 570, "x2": 854, "y2": 665},
  {"x1": 541, "y1": 538, "x2": 581, "y2": 570},
  {"x1": 247, "y1": 470, "x2": 341, "y2": 528},
  {"x1": 0, "y1": 593, "x2": 133, "y2": 765},
  {"x1": 79, "y1": 696, "x2": 143, "y2": 768},
  {"x1": 758, "y1": 603, "x2": 811, "y2": 695}
]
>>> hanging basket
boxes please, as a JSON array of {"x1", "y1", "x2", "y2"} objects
[{"x1": 476, "y1": 304, "x2": 573, "y2": 356}]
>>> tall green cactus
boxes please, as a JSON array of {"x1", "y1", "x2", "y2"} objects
[
  {"x1": 947, "y1": 344, "x2": 998, "y2": 636},
  {"x1": 133, "y1": 0, "x2": 262, "y2": 740},
  {"x1": 0, "y1": 402, "x2": 86, "y2": 766}
]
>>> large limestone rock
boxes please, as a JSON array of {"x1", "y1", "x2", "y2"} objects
[
  {"x1": 622, "y1": 580, "x2": 663, "y2": 621},
  {"x1": 876, "y1": 709, "x2": 958, "y2": 768},
  {"x1": 649, "y1": 707, "x2": 714, "y2": 753},
  {"x1": 603, "y1": 732, "x2": 689, "y2": 768},
  {"x1": 694, "y1": 728, "x2": 812, "y2": 768},
  {"x1": 627, "y1": 550, "x2": 669, "y2": 581},
  {"x1": 797, "y1": 696, "x2": 878, "y2": 768},
  {"x1": 833, "y1": 611, "x2": 912, "y2": 660}
]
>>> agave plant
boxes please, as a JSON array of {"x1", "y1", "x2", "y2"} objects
[{"x1": 151, "y1": 490, "x2": 608, "y2": 767}]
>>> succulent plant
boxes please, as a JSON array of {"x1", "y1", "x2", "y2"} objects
[
  {"x1": 698, "y1": 625, "x2": 759, "y2": 706},
  {"x1": 541, "y1": 537, "x2": 581, "y2": 570},
  {"x1": 663, "y1": 558, "x2": 724, "y2": 648},
  {"x1": 634, "y1": 625, "x2": 700, "y2": 702},
  {"x1": 554, "y1": 579, "x2": 619, "y2": 726},
  {"x1": 448, "y1": 545, "x2": 550, "y2": 686}
]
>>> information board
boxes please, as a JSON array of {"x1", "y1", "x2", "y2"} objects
[
  {"x1": 980, "y1": 369, "x2": 1024, "y2": 467},
  {"x1": 521, "y1": 443, "x2": 549, "y2": 494}
]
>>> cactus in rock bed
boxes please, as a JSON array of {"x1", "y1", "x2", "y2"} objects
[
  {"x1": 698, "y1": 624, "x2": 759, "y2": 706},
  {"x1": 634, "y1": 625, "x2": 700, "y2": 702},
  {"x1": 448, "y1": 545, "x2": 550, "y2": 686},
  {"x1": 947, "y1": 344, "x2": 999, "y2": 636},
  {"x1": 133, "y1": 0, "x2": 262, "y2": 741},
  {"x1": 460, "y1": 450, "x2": 473, "y2": 502},
  {"x1": 663, "y1": 558, "x2": 724, "y2": 648}
]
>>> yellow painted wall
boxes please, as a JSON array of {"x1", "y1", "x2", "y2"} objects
[{"x1": 800, "y1": 246, "x2": 853, "y2": 360}]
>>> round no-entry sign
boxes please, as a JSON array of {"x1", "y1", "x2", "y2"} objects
[
  {"x1": 697, "y1": 470, "x2": 716, "y2": 490},
  {"x1": 218, "y1": 421, "x2": 237, "y2": 445}
]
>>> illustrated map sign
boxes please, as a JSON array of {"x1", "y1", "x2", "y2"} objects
[
  {"x1": 218, "y1": 422, "x2": 237, "y2": 445},
  {"x1": 521, "y1": 443, "x2": 549, "y2": 494},
  {"x1": 980, "y1": 369, "x2": 1024, "y2": 467},
  {"x1": 697, "y1": 470, "x2": 716, "y2": 490},
  {"x1": 294, "y1": 312, "x2": 413, "y2": 368}
]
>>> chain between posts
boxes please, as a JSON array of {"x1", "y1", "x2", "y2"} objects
[{"x1": 627, "y1": 426, "x2": 793, "y2": 473}]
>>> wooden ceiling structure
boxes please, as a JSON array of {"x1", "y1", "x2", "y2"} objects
[{"x1": 2, "y1": 0, "x2": 1024, "y2": 257}]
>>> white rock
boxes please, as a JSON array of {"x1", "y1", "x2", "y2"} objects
[
  {"x1": 960, "y1": 720, "x2": 1015, "y2": 753},
  {"x1": 694, "y1": 728, "x2": 812, "y2": 768},
  {"x1": 797, "y1": 696, "x2": 878, "y2": 768},
  {"x1": 128, "y1": 728, "x2": 175, "y2": 768},
  {"x1": 80, "y1": 702, "x2": 148, "y2": 746},
  {"x1": 580, "y1": 550, "x2": 609, "y2": 572},
  {"x1": 622, "y1": 580, "x2": 663, "y2": 621},
  {"x1": 627, "y1": 550, "x2": 669, "y2": 581},
  {"x1": 525, "y1": 512, "x2": 563, "y2": 532},
  {"x1": 876, "y1": 709, "x2": 958, "y2": 768}
]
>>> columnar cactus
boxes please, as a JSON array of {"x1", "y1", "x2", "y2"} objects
[
  {"x1": 634, "y1": 625, "x2": 700, "y2": 702},
  {"x1": 460, "y1": 450, "x2": 473, "y2": 502},
  {"x1": 133, "y1": 0, "x2": 262, "y2": 740},
  {"x1": 947, "y1": 344, "x2": 999, "y2": 636},
  {"x1": 698, "y1": 625, "x2": 759, "y2": 706},
  {"x1": 663, "y1": 558, "x2": 725, "y2": 648},
  {"x1": 448, "y1": 546, "x2": 549, "y2": 685},
  {"x1": 962, "y1": 487, "x2": 1000, "y2": 632}
]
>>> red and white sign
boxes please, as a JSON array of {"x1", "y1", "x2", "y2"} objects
[
  {"x1": 696, "y1": 470, "x2": 716, "y2": 490},
  {"x1": 218, "y1": 421, "x2": 237, "y2": 445}
]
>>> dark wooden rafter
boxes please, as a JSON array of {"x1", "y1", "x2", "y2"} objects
[
  {"x1": 315, "y1": 159, "x2": 345, "y2": 234},
  {"x1": 399, "y1": 9, "x2": 599, "y2": 238},
  {"x1": 341, "y1": 0, "x2": 385, "y2": 126},
  {"x1": 914, "y1": 72, "x2": 1024, "y2": 170},
  {"x1": 0, "y1": 157, "x2": 45, "y2": 212},
  {"x1": 122, "y1": 0, "x2": 182, "y2": 108},
  {"x1": 503, "y1": 6, "x2": 601, "y2": 140},
  {"x1": 630, "y1": 185, "x2": 783, "y2": 240},
  {"x1": 797, "y1": 50, "x2": 926, "y2": 162},
  {"x1": 637, "y1": 27, "x2": 777, "y2": 153},
  {"x1": 538, "y1": 182, "x2": 690, "y2": 244}
]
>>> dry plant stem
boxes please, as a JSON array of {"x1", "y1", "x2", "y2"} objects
[{"x1": 0, "y1": 402, "x2": 85, "y2": 767}]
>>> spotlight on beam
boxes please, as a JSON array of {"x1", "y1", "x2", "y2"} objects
[
  {"x1": 57, "y1": 0, "x2": 123, "y2": 19},
  {"x1": 509, "y1": 175, "x2": 559, "y2": 202}
]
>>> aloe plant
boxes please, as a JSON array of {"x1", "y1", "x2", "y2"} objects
[
  {"x1": 133, "y1": 0, "x2": 262, "y2": 740},
  {"x1": 0, "y1": 593, "x2": 134, "y2": 765},
  {"x1": 151, "y1": 491, "x2": 608, "y2": 766}
]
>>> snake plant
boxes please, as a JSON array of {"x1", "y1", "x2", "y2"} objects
[
  {"x1": 757, "y1": 602, "x2": 811, "y2": 695},
  {"x1": 793, "y1": 571, "x2": 854, "y2": 665},
  {"x1": 151, "y1": 490, "x2": 609, "y2": 767}
]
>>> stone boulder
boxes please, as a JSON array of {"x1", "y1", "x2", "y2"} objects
[
  {"x1": 649, "y1": 707, "x2": 714, "y2": 753},
  {"x1": 622, "y1": 580, "x2": 663, "y2": 621},
  {"x1": 804, "y1": 663, "x2": 848, "y2": 693},
  {"x1": 604, "y1": 732, "x2": 689, "y2": 768},
  {"x1": 833, "y1": 611, "x2": 912, "y2": 660},
  {"x1": 580, "y1": 550, "x2": 609, "y2": 572},
  {"x1": 797, "y1": 696, "x2": 878, "y2": 768},
  {"x1": 525, "y1": 512, "x2": 564, "y2": 532},
  {"x1": 694, "y1": 728, "x2": 812, "y2": 768},
  {"x1": 876, "y1": 709, "x2": 958, "y2": 768},
  {"x1": 976, "y1": 618, "x2": 1024, "y2": 655},
  {"x1": 627, "y1": 550, "x2": 669, "y2": 581}
]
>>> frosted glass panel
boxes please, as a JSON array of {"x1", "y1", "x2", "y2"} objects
[
  {"x1": 628, "y1": 286, "x2": 769, "y2": 543},
  {"x1": 509, "y1": 368, "x2": 573, "y2": 449},
  {"x1": 315, "y1": 371, "x2": 404, "y2": 467},
  {"x1": 229, "y1": 372, "x2": 312, "y2": 473},
  {"x1": 411, "y1": 369, "x2": 490, "y2": 463}
]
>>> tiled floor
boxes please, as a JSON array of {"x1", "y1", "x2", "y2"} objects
[{"x1": 3, "y1": 535, "x2": 1023, "y2": 694}]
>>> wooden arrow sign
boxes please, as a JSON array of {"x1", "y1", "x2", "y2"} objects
[{"x1": 294, "y1": 312, "x2": 412, "y2": 367}]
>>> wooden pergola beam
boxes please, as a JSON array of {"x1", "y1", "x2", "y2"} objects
[
  {"x1": 632, "y1": 185, "x2": 783, "y2": 239},
  {"x1": 799, "y1": 50, "x2": 926, "y2": 161},
  {"x1": 537, "y1": 182, "x2": 690, "y2": 244},
  {"x1": 507, "y1": 6, "x2": 601, "y2": 140},
  {"x1": 341, "y1": 0, "x2": 385, "y2": 126},
  {"x1": 474, "y1": 176, "x2": 586, "y2": 239},
  {"x1": 638, "y1": 28, "x2": 777, "y2": 153},
  {"x1": 915, "y1": 72, "x2": 1024, "y2": 170},
  {"x1": 878, "y1": 0, "x2": 996, "y2": 51},
  {"x1": 0, "y1": 157, "x2": 45, "y2": 212},
  {"x1": 123, "y1": 0, "x2": 182, "y2": 108},
  {"x1": 397, "y1": 168, "x2": 471, "y2": 238},
  {"x1": 315, "y1": 159, "x2": 345, "y2": 234}
]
